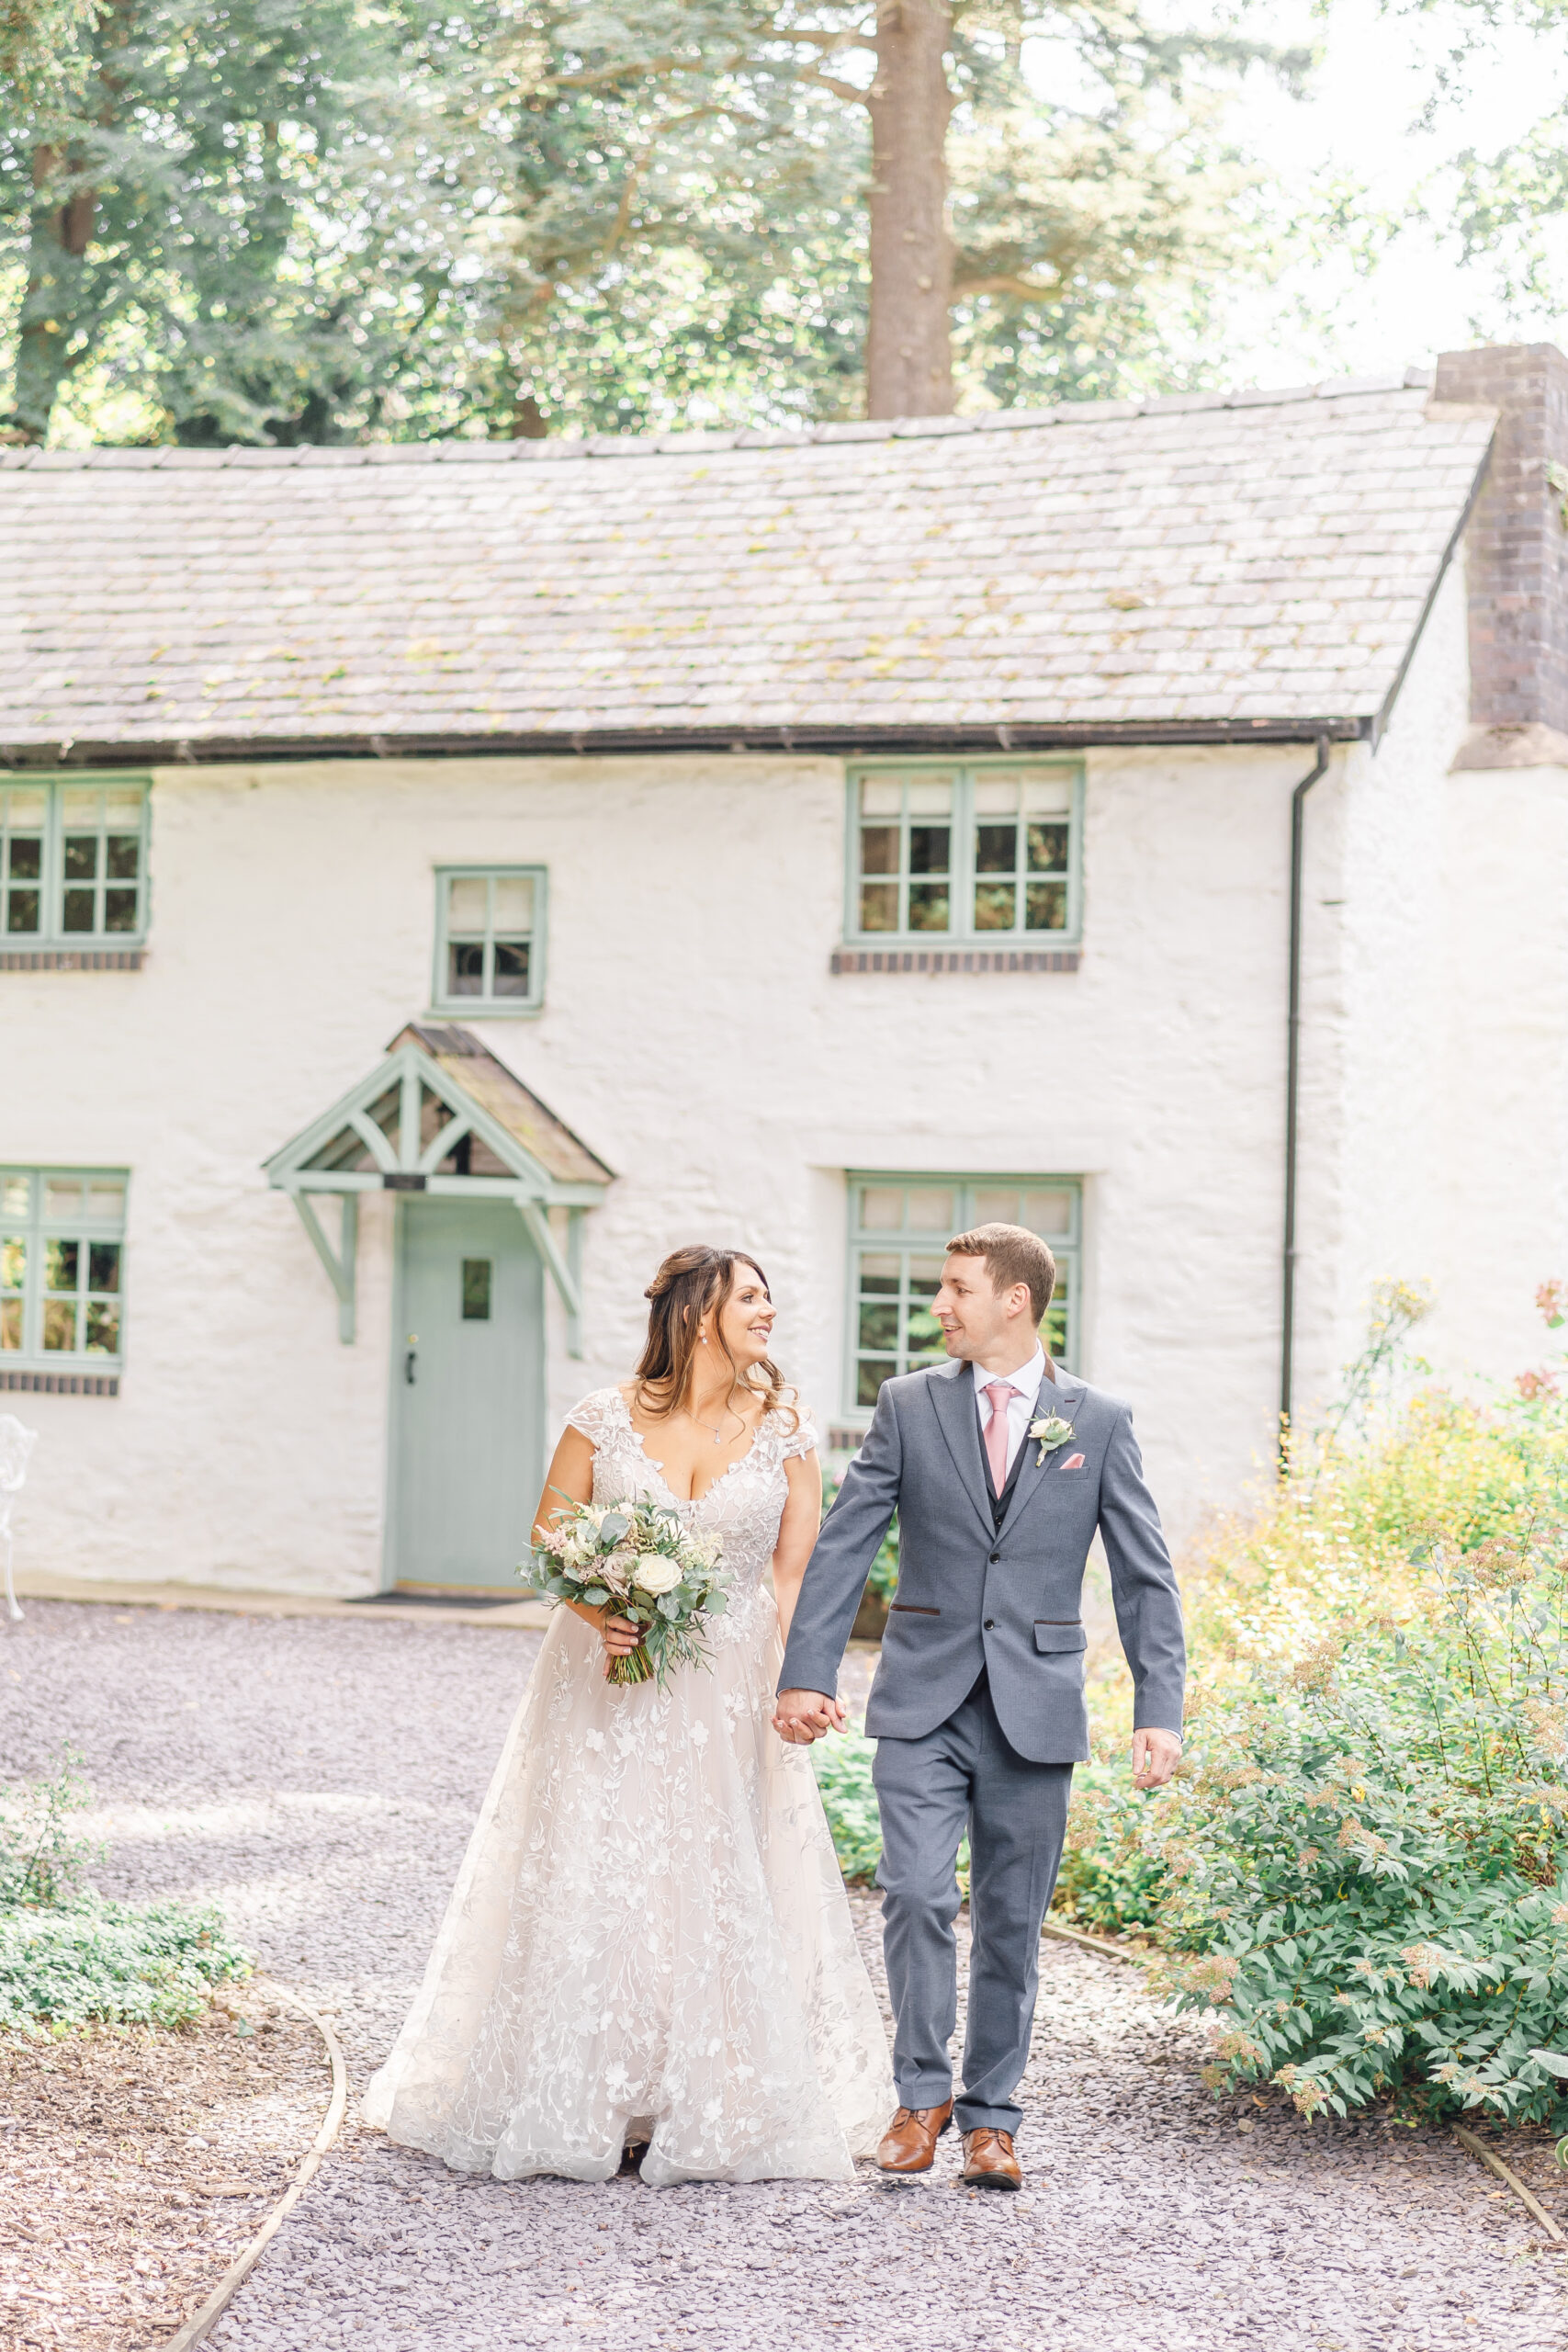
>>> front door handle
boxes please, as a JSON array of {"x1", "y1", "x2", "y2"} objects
[{"x1": 405, "y1": 1349, "x2": 417, "y2": 1385}]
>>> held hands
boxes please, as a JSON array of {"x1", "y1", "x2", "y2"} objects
[
  {"x1": 773, "y1": 1689, "x2": 847, "y2": 1746},
  {"x1": 1131, "y1": 1727, "x2": 1182, "y2": 1790}
]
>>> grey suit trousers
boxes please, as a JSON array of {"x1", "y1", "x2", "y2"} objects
[{"x1": 873, "y1": 1672, "x2": 1072, "y2": 2135}]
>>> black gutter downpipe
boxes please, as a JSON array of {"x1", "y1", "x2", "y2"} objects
[{"x1": 1280, "y1": 734, "x2": 1333, "y2": 1471}]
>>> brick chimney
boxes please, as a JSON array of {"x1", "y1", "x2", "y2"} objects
[{"x1": 1433, "y1": 341, "x2": 1568, "y2": 768}]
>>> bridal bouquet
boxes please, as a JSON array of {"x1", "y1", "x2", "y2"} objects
[{"x1": 521, "y1": 1498, "x2": 729, "y2": 1688}]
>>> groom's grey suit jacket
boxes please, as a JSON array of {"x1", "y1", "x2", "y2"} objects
[{"x1": 779, "y1": 1358, "x2": 1185, "y2": 1765}]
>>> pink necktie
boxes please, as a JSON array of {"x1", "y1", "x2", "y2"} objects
[{"x1": 982, "y1": 1381, "x2": 1013, "y2": 1491}]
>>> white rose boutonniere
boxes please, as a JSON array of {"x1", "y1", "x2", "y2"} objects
[{"x1": 1028, "y1": 1413, "x2": 1076, "y2": 1467}]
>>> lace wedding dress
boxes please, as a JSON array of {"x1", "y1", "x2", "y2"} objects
[{"x1": 364, "y1": 1387, "x2": 895, "y2": 2185}]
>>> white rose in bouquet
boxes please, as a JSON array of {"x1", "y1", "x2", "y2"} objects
[{"x1": 637, "y1": 1555, "x2": 683, "y2": 1598}]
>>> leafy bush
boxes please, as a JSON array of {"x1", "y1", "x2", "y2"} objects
[
  {"x1": 1, "y1": 1753, "x2": 251, "y2": 2034},
  {"x1": 1131, "y1": 1531, "x2": 1568, "y2": 2125},
  {"x1": 0, "y1": 1748, "x2": 99, "y2": 1907},
  {"x1": 0, "y1": 1899, "x2": 250, "y2": 2032},
  {"x1": 812, "y1": 1729, "x2": 883, "y2": 1883},
  {"x1": 1055, "y1": 1762, "x2": 1169, "y2": 1939},
  {"x1": 820, "y1": 1479, "x2": 899, "y2": 1607}
]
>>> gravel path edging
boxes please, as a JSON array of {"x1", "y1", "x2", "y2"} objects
[
  {"x1": 1453, "y1": 2127, "x2": 1568, "y2": 2247},
  {"x1": 144, "y1": 1983, "x2": 347, "y2": 2352}
]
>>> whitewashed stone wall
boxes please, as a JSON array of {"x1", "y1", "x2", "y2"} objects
[{"x1": 9, "y1": 650, "x2": 1562, "y2": 1595}]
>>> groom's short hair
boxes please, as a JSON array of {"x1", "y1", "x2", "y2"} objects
[{"x1": 946, "y1": 1222, "x2": 1055, "y2": 1326}]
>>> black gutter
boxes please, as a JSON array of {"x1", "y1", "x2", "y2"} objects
[
  {"x1": 1280, "y1": 734, "x2": 1333, "y2": 1465},
  {"x1": 0, "y1": 715, "x2": 1371, "y2": 772}
]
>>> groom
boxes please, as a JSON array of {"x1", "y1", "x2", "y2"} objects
[{"x1": 775, "y1": 1222, "x2": 1185, "y2": 2189}]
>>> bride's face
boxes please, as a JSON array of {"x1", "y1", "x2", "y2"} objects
[{"x1": 716, "y1": 1271, "x2": 775, "y2": 1370}]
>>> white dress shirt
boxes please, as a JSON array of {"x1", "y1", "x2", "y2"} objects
[{"x1": 971, "y1": 1344, "x2": 1048, "y2": 1478}]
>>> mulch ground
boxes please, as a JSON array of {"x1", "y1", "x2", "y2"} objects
[{"x1": 0, "y1": 1986, "x2": 327, "y2": 2351}]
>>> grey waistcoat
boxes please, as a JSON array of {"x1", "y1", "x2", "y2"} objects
[{"x1": 778, "y1": 1357, "x2": 1186, "y2": 1766}]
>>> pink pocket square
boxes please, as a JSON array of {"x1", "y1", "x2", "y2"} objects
[{"x1": 1061, "y1": 1453, "x2": 1086, "y2": 1470}]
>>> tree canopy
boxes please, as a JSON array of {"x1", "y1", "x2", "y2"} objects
[{"x1": 0, "y1": 0, "x2": 1304, "y2": 444}]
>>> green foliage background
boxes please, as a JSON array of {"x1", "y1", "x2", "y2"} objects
[
  {"x1": 0, "y1": 0, "x2": 1304, "y2": 445},
  {"x1": 0, "y1": 1752, "x2": 251, "y2": 2033}
]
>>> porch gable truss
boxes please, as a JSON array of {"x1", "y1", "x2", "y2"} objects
[{"x1": 263, "y1": 1028, "x2": 613, "y2": 1351}]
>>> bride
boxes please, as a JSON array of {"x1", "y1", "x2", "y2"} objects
[{"x1": 364, "y1": 1244, "x2": 895, "y2": 2185}]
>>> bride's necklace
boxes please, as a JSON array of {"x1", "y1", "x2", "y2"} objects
[{"x1": 686, "y1": 1398, "x2": 740, "y2": 1446}]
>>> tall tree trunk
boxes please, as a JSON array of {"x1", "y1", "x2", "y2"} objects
[
  {"x1": 11, "y1": 145, "x2": 96, "y2": 441},
  {"x1": 865, "y1": 0, "x2": 954, "y2": 419}
]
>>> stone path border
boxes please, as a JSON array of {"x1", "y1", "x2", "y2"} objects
[
  {"x1": 1044, "y1": 1915, "x2": 1568, "y2": 2257},
  {"x1": 1453, "y1": 2126, "x2": 1568, "y2": 2245},
  {"x1": 141, "y1": 1984, "x2": 347, "y2": 2352}
]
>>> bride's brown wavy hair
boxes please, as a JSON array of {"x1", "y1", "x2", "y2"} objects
[{"x1": 634, "y1": 1245, "x2": 797, "y2": 1430}]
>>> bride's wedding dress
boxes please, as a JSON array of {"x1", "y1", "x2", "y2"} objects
[{"x1": 364, "y1": 1387, "x2": 895, "y2": 2184}]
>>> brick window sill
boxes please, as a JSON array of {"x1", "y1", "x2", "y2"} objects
[
  {"x1": 2, "y1": 948, "x2": 144, "y2": 972},
  {"x1": 831, "y1": 946, "x2": 1080, "y2": 976},
  {"x1": 1, "y1": 1368, "x2": 119, "y2": 1396}
]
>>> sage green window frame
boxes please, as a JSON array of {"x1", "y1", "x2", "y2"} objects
[
  {"x1": 0, "y1": 1168, "x2": 129, "y2": 1370},
  {"x1": 0, "y1": 775, "x2": 151, "y2": 948},
  {"x1": 845, "y1": 1172, "x2": 1081, "y2": 1419},
  {"x1": 432, "y1": 865, "x2": 547, "y2": 1015},
  {"x1": 845, "y1": 759, "x2": 1083, "y2": 948}
]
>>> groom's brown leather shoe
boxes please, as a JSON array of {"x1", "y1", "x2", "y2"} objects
[
  {"x1": 959, "y1": 2128, "x2": 1022, "y2": 2189},
  {"x1": 876, "y1": 2098, "x2": 953, "y2": 2173}
]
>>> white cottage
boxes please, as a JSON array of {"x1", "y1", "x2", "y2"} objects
[{"x1": 2, "y1": 342, "x2": 1562, "y2": 1595}]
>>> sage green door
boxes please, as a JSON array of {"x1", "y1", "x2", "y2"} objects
[{"x1": 389, "y1": 1198, "x2": 544, "y2": 1590}]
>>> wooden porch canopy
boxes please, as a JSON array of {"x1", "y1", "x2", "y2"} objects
[{"x1": 264, "y1": 1023, "x2": 614, "y2": 1350}]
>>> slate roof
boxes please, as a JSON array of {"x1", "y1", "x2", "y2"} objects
[
  {"x1": 391, "y1": 1024, "x2": 614, "y2": 1186},
  {"x1": 0, "y1": 371, "x2": 1494, "y2": 760}
]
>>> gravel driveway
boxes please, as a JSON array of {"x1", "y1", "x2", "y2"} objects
[{"x1": 5, "y1": 1598, "x2": 1567, "y2": 2352}]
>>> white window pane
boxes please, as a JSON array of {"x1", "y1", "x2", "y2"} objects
[
  {"x1": 86, "y1": 1182, "x2": 125, "y2": 1223},
  {"x1": 908, "y1": 778, "x2": 953, "y2": 816},
  {"x1": 858, "y1": 1186, "x2": 904, "y2": 1232},
  {"x1": 2, "y1": 1175, "x2": 29, "y2": 1217},
  {"x1": 1023, "y1": 776, "x2": 1073, "y2": 815},
  {"x1": 1023, "y1": 1188, "x2": 1075, "y2": 1236},
  {"x1": 61, "y1": 788, "x2": 101, "y2": 826},
  {"x1": 908, "y1": 1254, "x2": 945, "y2": 1285},
  {"x1": 104, "y1": 789, "x2": 143, "y2": 828},
  {"x1": 858, "y1": 1252, "x2": 900, "y2": 1285},
  {"x1": 973, "y1": 1188, "x2": 1019, "y2": 1227},
  {"x1": 5, "y1": 790, "x2": 45, "y2": 828},
  {"x1": 492, "y1": 876, "x2": 534, "y2": 932},
  {"x1": 907, "y1": 1188, "x2": 953, "y2": 1232},
  {"x1": 45, "y1": 1178, "x2": 85, "y2": 1219},
  {"x1": 446, "y1": 876, "x2": 488, "y2": 932},
  {"x1": 973, "y1": 779, "x2": 1020, "y2": 816},
  {"x1": 860, "y1": 779, "x2": 903, "y2": 818}
]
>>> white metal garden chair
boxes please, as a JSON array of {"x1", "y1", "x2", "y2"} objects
[{"x1": 0, "y1": 1412, "x2": 37, "y2": 1623}]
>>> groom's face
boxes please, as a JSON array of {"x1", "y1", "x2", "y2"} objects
[{"x1": 933, "y1": 1252, "x2": 1020, "y2": 1360}]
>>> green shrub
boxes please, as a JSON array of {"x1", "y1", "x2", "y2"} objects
[
  {"x1": 1148, "y1": 1531, "x2": 1568, "y2": 2126},
  {"x1": 820, "y1": 1480, "x2": 899, "y2": 1607},
  {"x1": 812, "y1": 1728, "x2": 883, "y2": 1883},
  {"x1": 0, "y1": 1899, "x2": 251, "y2": 2032},
  {"x1": 1, "y1": 1753, "x2": 251, "y2": 2034},
  {"x1": 0, "y1": 1748, "x2": 98, "y2": 1907},
  {"x1": 1054, "y1": 1762, "x2": 1169, "y2": 1939}
]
